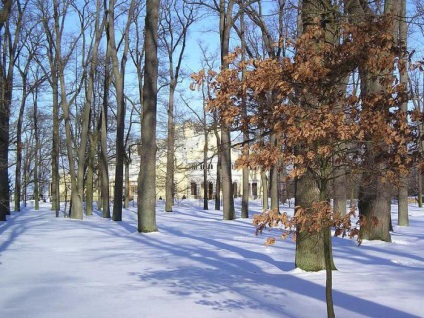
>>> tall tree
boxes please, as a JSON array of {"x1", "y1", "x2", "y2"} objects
[
  {"x1": 218, "y1": 0, "x2": 236, "y2": 220},
  {"x1": 198, "y1": 3, "x2": 414, "y2": 318},
  {"x1": 138, "y1": 0, "x2": 160, "y2": 233},
  {"x1": 100, "y1": 49, "x2": 111, "y2": 218},
  {"x1": 347, "y1": 0, "x2": 399, "y2": 241},
  {"x1": 397, "y1": 0, "x2": 409, "y2": 226},
  {"x1": 55, "y1": 0, "x2": 88, "y2": 219},
  {"x1": 0, "y1": 0, "x2": 16, "y2": 220},
  {"x1": 239, "y1": 0, "x2": 249, "y2": 218},
  {"x1": 14, "y1": 10, "x2": 38, "y2": 212},
  {"x1": 105, "y1": 0, "x2": 137, "y2": 221},
  {"x1": 160, "y1": 0, "x2": 197, "y2": 212},
  {"x1": 75, "y1": 0, "x2": 105, "y2": 217},
  {"x1": 36, "y1": 0, "x2": 65, "y2": 217}
]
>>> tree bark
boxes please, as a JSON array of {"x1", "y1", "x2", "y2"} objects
[
  {"x1": 213, "y1": 114, "x2": 221, "y2": 210},
  {"x1": 295, "y1": 172, "x2": 336, "y2": 271},
  {"x1": 397, "y1": 0, "x2": 409, "y2": 226},
  {"x1": 333, "y1": 168, "x2": 347, "y2": 216},
  {"x1": 418, "y1": 170, "x2": 423, "y2": 208},
  {"x1": 86, "y1": 132, "x2": 97, "y2": 216},
  {"x1": 100, "y1": 52, "x2": 111, "y2": 218},
  {"x1": 358, "y1": 166, "x2": 392, "y2": 242},
  {"x1": 261, "y1": 170, "x2": 269, "y2": 210},
  {"x1": 33, "y1": 87, "x2": 40, "y2": 211},
  {"x1": 270, "y1": 135, "x2": 279, "y2": 213},
  {"x1": 107, "y1": 0, "x2": 136, "y2": 222},
  {"x1": 14, "y1": 71, "x2": 28, "y2": 212},
  {"x1": 0, "y1": 0, "x2": 15, "y2": 220},
  {"x1": 219, "y1": 0, "x2": 235, "y2": 220},
  {"x1": 138, "y1": 0, "x2": 160, "y2": 233},
  {"x1": 343, "y1": 0, "x2": 395, "y2": 242}
]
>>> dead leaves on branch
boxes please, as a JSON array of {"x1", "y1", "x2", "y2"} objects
[
  {"x1": 254, "y1": 204, "x2": 377, "y2": 247},
  {"x1": 190, "y1": 15, "x2": 418, "y2": 182}
]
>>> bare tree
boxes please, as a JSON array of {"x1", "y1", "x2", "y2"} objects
[
  {"x1": 0, "y1": 0, "x2": 19, "y2": 220},
  {"x1": 105, "y1": 0, "x2": 137, "y2": 221},
  {"x1": 397, "y1": 0, "x2": 409, "y2": 226},
  {"x1": 36, "y1": 0, "x2": 66, "y2": 217},
  {"x1": 159, "y1": 0, "x2": 197, "y2": 212},
  {"x1": 14, "y1": 9, "x2": 42, "y2": 211}
]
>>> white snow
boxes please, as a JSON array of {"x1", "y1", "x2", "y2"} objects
[{"x1": 0, "y1": 199, "x2": 423, "y2": 318}]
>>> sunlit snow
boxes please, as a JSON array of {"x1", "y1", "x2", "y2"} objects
[{"x1": 0, "y1": 199, "x2": 423, "y2": 317}]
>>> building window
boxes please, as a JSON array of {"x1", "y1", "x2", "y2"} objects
[
  {"x1": 191, "y1": 182, "x2": 197, "y2": 196},
  {"x1": 208, "y1": 182, "x2": 214, "y2": 199}
]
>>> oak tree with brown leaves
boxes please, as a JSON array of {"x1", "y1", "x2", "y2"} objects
[{"x1": 192, "y1": 9, "x2": 418, "y2": 318}]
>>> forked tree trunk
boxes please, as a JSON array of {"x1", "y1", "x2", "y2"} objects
[{"x1": 346, "y1": 0, "x2": 395, "y2": 242}]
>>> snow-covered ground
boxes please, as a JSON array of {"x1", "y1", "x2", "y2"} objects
[{"x1": 0, "y1": 199, "x2": 423, "y2": 318}]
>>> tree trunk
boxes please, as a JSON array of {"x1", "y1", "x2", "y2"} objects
[
  {"x1": 358, "y1": 167, "x2": 392, "y2": 242},
  {"x1": 0, "y1": 1, "x2": 14, "y2": 220},
  {"x1": 100, "y1": 54, "x2": 111, "y2": 218},
  {"x1": 14, "y1": 75, "x2": 27, "y2": 212},
  {"x1": 86, "y1": 133, "x2": 97, "y2": 216},
  {"x1": 51, "y1": 77, "x2": 60, "y2": 217},
  {"x1": 333, "y1": 168, "x2": 347, "y2": 216},
  {"x1": 33, "y1": 89, "x2": 40, "y2": 211},
  {"x1": 165, "y1": 82, "x2": 176, "y2": 212},
  {"x1": 346, "y1": 0, "x2": 395, "y2": 242},
  {"x1": 203, "y1": 126, "x2": 209, "y2": 210},
  {"x1": 397, "y1": 0, "x2": 409, "y2": 226},
  {"x1": 213, "y1": 116, "x2": 221, "y2": 210},
  {"x1": 0, "y1": 73, "x2": 11, "y2": 220},
  {"x1": 270, "y1": 134, "x2": 279, "y2": 213},
  {"x1": 295, "y1": 0, "x2": 336, "y2": 277},
  {"x1": 138, "y1": 0, "x2": 160, "y2": 233},
  {"x1": 100, "y1": 108, "x2": 110, "y2": 218},
  {"x1": 240, "y1": 0, "x2": 249, "y2": 219},
  {"x1": 221, "y1": 127, "x2": 235, "y2": 220},
  {"x1": 124, "y1": 155, "x2": 130, "y2": 209},
  {"x1": 219, "y1": 0, "x2": 235, "y2": 220},
  {"x1": 398, "y1": 179, "x2": 408, "y2": 226},
  {"x1": 295, "y1": 172, "x2": 336, "y2": 271},
  {"x1": 418, "y1": 170, "x2": 423, "y2": 208},
  {"x1": 107, "y1": 0, "x2": 136, "y2": 222},
  {"x1": 261, "y1": 171, "x2": 269, "y2": 210}
]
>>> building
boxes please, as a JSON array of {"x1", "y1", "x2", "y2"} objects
[{"x1": 110, "y1": 121, "x2": 263, "y2": 202}]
